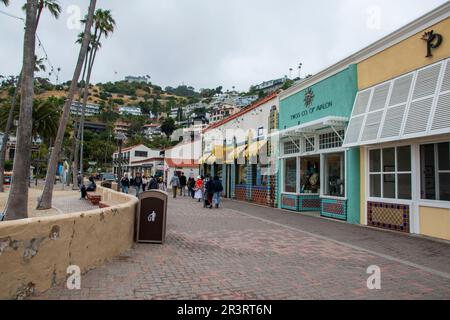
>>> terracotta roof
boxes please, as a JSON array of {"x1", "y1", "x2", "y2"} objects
[
  {"x1": 131, "y1": 157, "x2": 164, "y2": 165},
  {"x1": 165, "y1": 158, "x2": 198, "y2": 168},
  {"x1": 204, "y1": 92, "x2": 278, "y2": 133}
]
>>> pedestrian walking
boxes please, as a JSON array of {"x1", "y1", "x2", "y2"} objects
[
  {"x1": 187, "y1": 176, "x2": 196, "y2": 198},
  {"x1": 142, "y1": 176, "x2": 148, "y2": 192},
  {"x1": 205, "y1": 176, "x2": 215, "y2": 209},
  {"x1": 179, "y1": 172, "x2": 187, "y2": 196},
  {"x1": 194, "y1": 176, "x2": 203, "y2": 202},
  {"x1": 169, "y1": 173, "x2": 180, "y2": 198},
  {"x1": 149, "y1": 176, "x2": 159, "y2": 190},
  {"x1": 212, "y1": 176, "x2": 224, "y2": 208},
  {"x1": 133, "y1": 172, "x2": 143, "y2": 197},
  {"x1": 120, "y1": 174, "x2": 130, "y2": 194}
]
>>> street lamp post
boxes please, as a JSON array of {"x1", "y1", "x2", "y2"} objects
[{"x1": 115, "y1": 133, "x2": 126, "y2": 182}]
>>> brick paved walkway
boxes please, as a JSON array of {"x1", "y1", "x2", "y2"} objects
[{"x1": 35, "y1": 196, "x2": 450, "y2": 300}]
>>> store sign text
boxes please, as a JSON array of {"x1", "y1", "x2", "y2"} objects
[{"x1": 291, "y1": 101, "x2": 333, "y2": 120}]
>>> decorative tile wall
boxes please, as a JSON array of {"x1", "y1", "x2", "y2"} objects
[
  {"x1": 321, "y1": 199, "x2": 347, "y2": 221},
  {"x1": 235, "y1": 185, "x2": 247, "y2": 202},
  {"x1": 367, "y1": 201, "x2": 410, "y2": 233},
  {"x1": 299, "y1": 195, "x2": 322, "y2": 212},
  {"x1": 281, "y1": 194, "x2": 298, "y2": 211}
]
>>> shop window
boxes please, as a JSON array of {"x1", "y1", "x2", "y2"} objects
[
  {"x1": 369, "y1": 146, "x2": 412, "y2": 200},
  {"x1": 420, "y1": 142, "x2": 450, "y2": 201},
  {"x1": 260, "y1": 165, "x2": 269, "y2": 186},
  {"x1": 283, "y1": 139, "x2": 300, "y2": 155},
  {"x1": 251, "y1": 164, "x2": 258, "y2": 186},
  {"x1": 319, "y1": 130, "x2": 344, "y2": 150},
  {"x1": 304, "y1": 137, "x2": 315, "y2": 153},
  {"x1": 284, "y1": 158, "x2": 297, "y2": 193},
  {"x1": 300, "y1": 157, "x2": 320, "y2": 194},
  {"x1": 324, "y1": 153, "x2": 345, "y2": 197},
  {"x1": 236, "y1": 164, "x2": 246, "y2": 185}
]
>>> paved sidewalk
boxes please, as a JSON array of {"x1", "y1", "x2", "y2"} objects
[{"x1": 35, "y1": 196, "x2": 450, "y2": 300}]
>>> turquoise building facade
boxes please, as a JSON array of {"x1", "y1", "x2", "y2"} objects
[{"x1": 277, "y1": 64, "x2": 360, "y2": 224}]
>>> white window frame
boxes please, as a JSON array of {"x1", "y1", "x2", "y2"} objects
[
  {"x1": 367, "y1": 145, "x2": 412, "y2": 202},
  {"x1": 321, "y1": 151, "x2": 346, "y2": 200},
  {"x1": 282, "y1": 157, "x2": 298, "y2": 194},
  {"x1": 419, "y1": 140, "x2": 450, "y2": 203}
]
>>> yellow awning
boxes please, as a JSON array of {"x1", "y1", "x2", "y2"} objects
[
  {"x1": 206, "y1": 154, "x2": 217, "y2": 165},
  {"x1": 228, "y1": 145, "x2": 247, "y2": 161},
  {"x1": 198, "y1": 153, "x2": 211, "y2": 165},
  {"x1": 247, "y1": 140, "x2": 268, "y2": 158}
]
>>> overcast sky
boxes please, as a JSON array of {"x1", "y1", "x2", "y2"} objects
[{"x1": 0, "y1": 0, "x2": 448, "y2": 91}]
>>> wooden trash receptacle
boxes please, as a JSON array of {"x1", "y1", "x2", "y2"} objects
[{"x1": 136, "y1": 190, "x2": 168, "y2": 244}]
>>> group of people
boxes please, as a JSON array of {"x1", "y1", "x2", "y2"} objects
[
  {"x1": 169, "y1": 173, "x2": 223, "y2": 209},
  {"x1": 119, "y1": 172, "x2": 164, "y2": 196}
]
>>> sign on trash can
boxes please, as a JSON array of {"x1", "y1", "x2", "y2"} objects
[{"x1": 136, "y1": 190, "x2": 168, "y2": 244}]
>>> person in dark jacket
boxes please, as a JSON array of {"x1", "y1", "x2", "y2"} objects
[
  {"x1": 187, "y1": 176, "x2": 196, "y2": 198},
  {"x1": 81, "y1": 176, "x2": 96, "y2": 199},
  {"x1": 179, "y1": 172, "x2": 187, "y2": 196},
  {"x1": 204, "y1": 176, "x2": 215, "y2": 209},
  {"x1": 133, "y1": 172, "x2": 143, "y2": 197},
  {"x1": 149, "y1": 176, "x2": 159, "y2": 190},
  {"x1": 212, "y1": 176, "x2": 224, "y2": 208},
  {"x1": 120, "y1": 174, "x2": 130, "y2": 194}
]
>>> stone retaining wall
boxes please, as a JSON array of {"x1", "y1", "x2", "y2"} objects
[{"x1": 0, "y1": 186, "x2": 138, "y2": 300}]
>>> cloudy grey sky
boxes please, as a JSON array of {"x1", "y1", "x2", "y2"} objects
[{"x1": 0, "y1": 0, "x2": 448, "y2": 91}]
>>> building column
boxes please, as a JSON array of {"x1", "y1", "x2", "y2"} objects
[
  {"x1": 246, "y1": 163, "x2": 252, "y2": 201},
  {"x1": 231, "y1": 164, "x2": 236, "y2": 198},
  {"x1": 346, "y1": 147, "x2": 360, "y2": 224}
]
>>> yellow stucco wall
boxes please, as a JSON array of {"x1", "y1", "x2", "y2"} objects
[
  {"x1": 419, "y1": 206, "x2": 450, "y2": 241},
  {"x1": 360, "y1": 147, "x2": 366, "y2": 225},
  {"x1": 0, "y1": 187, "x2": 138, "y2": 300},
  {"x1": 358, "y1": 17, "x2": 450, "y2": 90}
]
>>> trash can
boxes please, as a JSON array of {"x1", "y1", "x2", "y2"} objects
[{"x1": 136, "y1": 190, "x2": 168, "y2": 244}]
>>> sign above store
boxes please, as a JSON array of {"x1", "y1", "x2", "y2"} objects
[{"x1": 421, "y1": 30, "x2": 443, "y2": 57}]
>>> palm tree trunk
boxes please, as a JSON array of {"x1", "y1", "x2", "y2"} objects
[
  {"x1": 4, "y1": 0, "x2": 38, "y2": 220},
  {"x1": 79, "y1": 34, "x2": 100, "y2": 177},
  {"x1": 72, "y1": 55, "x2": 89, "y2": 189},
  {"x1": 37, "y1": 0, "x2": 97, "y2": 210},
  {"x1": 0, "y1": 73, "x2": 21, "y2": 193}
]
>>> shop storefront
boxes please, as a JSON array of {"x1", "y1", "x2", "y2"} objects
[
  {"x1": 201, "y1": 94, "x2": 279, "y2": 207},
  {"x1": 343, "y1": 7, "x2": 450, "y2": 240},
  {"x1": 278, "y1": 65, "x2": 360, "y2": 223}
]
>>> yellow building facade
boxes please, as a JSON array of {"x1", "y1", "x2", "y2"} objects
[{"x1": 343, "y1": 4, "x2": 450, "y2": 241}]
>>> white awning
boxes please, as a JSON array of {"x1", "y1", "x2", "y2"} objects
[
  {"x1": 343, "y1": 58, "x2": 450, "y2": 148},
  {"x1": 279, "y1": 116, "x2": 348, "y2": 139}
]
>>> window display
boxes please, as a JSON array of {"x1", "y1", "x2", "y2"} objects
[
  {"x1": 300, "y1": 157, "x2": 320, "y2": 194},
  {"x1": 324, "y1": 153, "x2": 345, "y2": 197},
  {"x1": 284, "y1": 158, "x2": 297, "y2": 193}
]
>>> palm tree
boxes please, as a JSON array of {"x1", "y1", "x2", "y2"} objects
[
  {"x1": 78, "y1": 9, "x2": 115, "y2": 178},
  {"x1": 71, "y1": 32, "x2": 95, "y2": 189},
  {"x1": 1, "y1": 0, "x2": 10, "y2": 6},
  {"x1": 0, "y1": 97, "x2": 62, "y2": 140},
  {"x1": 0, "y1": 1, "x2": 61, "y2": 193},
  {"x1": 3, "y1": 0, "x2": 39, "y2": 220},
  {"x1": 36, "y1": 0, "x2": 97, "y2": 210}
]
